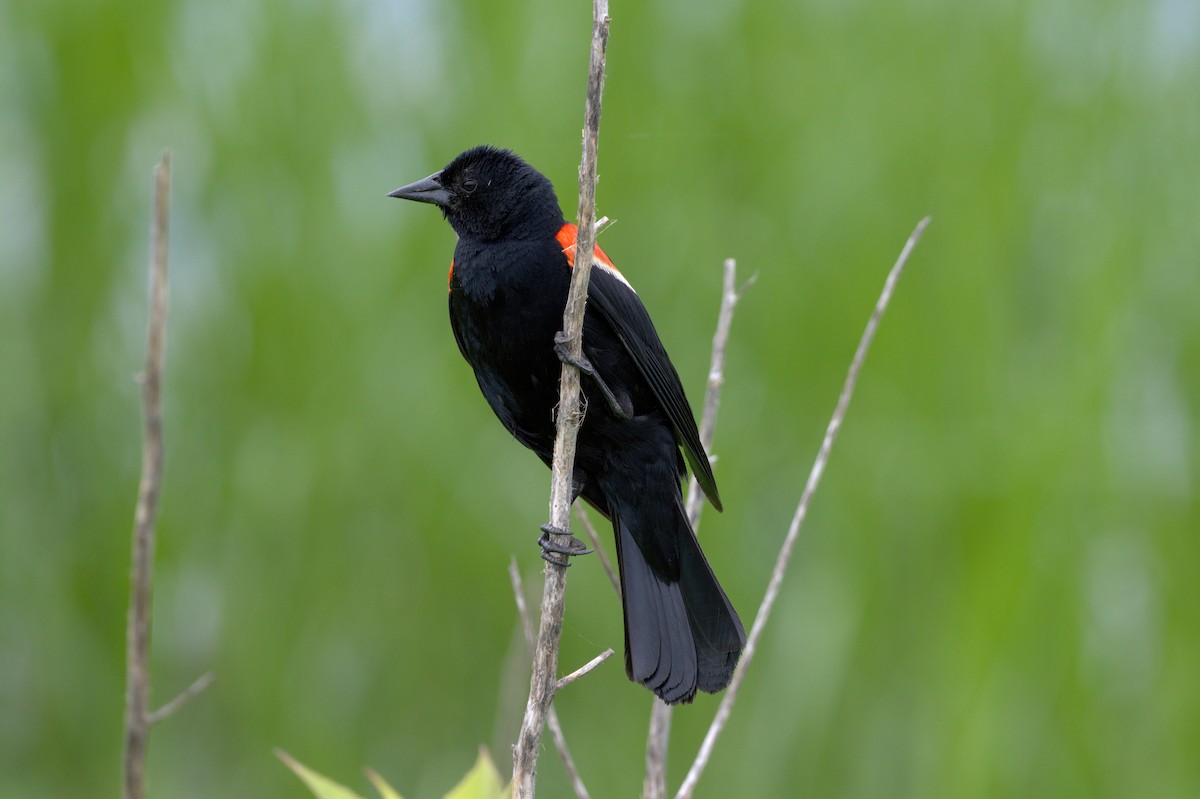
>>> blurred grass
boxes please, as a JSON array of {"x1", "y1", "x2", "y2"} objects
[{"x1": 1, "y1": 0, "x2": 1197, "y2": 796}]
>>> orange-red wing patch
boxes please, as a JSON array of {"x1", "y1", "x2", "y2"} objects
[
  {"x1": 448, "y1": 258, "x2": 454, "y2": 292},
  {"x1": 555, "y1": 223, "x2": 619, "y2": 273}
]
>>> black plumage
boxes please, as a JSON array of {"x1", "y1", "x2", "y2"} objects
[{"x1": 388, "y1": 146, "x2": 745, "y2": 703}]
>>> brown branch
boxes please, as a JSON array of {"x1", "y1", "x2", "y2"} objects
[
  {"x1": 509, "y1": 560, "x2": 593, "y2": 799},
  {"x1": 122, "y1": 150, "x2": 171, "y2": 799},
  {"x1": 511, "y1": 2, "x2": 610, "y2": 797},
  {"x1": 644, "y1": 258, "x2": 751, "y2": 799},
  {"x1": 674, "y1": 217, "x2": 931, "y2": 799},
  {"x1": 122, "y1": 151, "x2": 213, "y2": 799}
]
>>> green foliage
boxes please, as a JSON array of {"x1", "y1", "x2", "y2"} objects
[
  {"x1": 280, "y1": 748, "x2": 507, "y2": 799},
  {"x1": 280, "y1": 750, "x2": 373, "y2": 799},
  {"x1": 2, "y1": 0, "x2": 1198, "y2": 796},
  {"x1": 365, "y1": 768, "x2": 407, "y2": 799},
  {"x1": 440, "y1": 749, "x2": 509, "y2": 799}
]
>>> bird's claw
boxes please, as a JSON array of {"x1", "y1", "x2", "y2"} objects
[
  {"x1": 538, "y1": 524, "x2": 594, "y2": 566},
  {"x1": 552, "y1": 332, "x2": 594, "y2": 375}
]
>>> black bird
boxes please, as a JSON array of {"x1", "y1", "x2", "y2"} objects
[{"x1": 388, "y1": 146, "x2": 744, "y2": 704}]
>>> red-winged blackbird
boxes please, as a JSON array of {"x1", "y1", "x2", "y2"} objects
[{"x1": 389, "y1": 146, "x2": 745, "y2": 704}]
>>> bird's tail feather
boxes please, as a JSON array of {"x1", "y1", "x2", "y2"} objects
[{"x1": 614, "y1": 502, "x2": 745, "y2": 704}]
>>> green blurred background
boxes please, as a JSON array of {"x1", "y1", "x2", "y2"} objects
[{"x1": 3, "y1": 0, "x2": 1197, "y2": 795}]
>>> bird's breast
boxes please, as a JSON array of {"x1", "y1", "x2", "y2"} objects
[{"x1": 449, "y1": 240, "x2": 571, "y2": 384}]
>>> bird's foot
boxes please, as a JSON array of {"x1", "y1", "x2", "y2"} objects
[
  {"x1": 538, "y1": 523, "x2": 594, "y2": 566},
  {"x1": 552, "y1": 332, "x2": 634, "y2": 420},
  {"x1": 552, "y1": 331, "x2": 595, "y2": 376}
]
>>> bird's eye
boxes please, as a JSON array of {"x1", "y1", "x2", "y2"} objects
[{"x1": 462, "y1": 178, "x2": 478, "y2": 194}]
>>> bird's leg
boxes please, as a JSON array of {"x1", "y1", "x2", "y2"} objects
[
  {"x1": 537, "y1": 476, "x2": 593, "y2": 565},
  {"x1": 553, "y1": 331, "x2": 634, "y2": 420}
]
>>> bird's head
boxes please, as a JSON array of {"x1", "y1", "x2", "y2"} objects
[{"x1": 388, "y1": 146, "x2": 564, "y2": 241}]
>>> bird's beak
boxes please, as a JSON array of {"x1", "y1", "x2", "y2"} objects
[{"x1": 387, "y1": 171, "x2": 452, "y2": 207}]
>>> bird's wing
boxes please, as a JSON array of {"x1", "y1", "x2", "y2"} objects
[{"x1": 587, "y1": 262, "x2": 722, "y2": 511}]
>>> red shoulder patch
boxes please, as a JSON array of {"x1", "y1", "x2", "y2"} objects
[
  {"x1": 448, "y1": 258, "x2": 454, "y2": 293},
  {"x1": 554, "y1": 223, "x2": 618, "y2": 273}
]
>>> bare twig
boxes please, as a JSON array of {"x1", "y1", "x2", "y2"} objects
[
  {"x1": 674, "y1": 217, "x2": 930, "y2": 799},
  {"x1": 122, "y1": 150, "x2": 171, "y2": 799},
  {"x1": 509, "y1": 560, "x2": 593, "y2": 799},
  {"x1": 553, "y1": 219, "x2": 619, "y2": 587},
  {"x1": 556, "y1": 649, "x2": 615, "y2": 691},
  {"x1": 122, "y1": 151, "x2": 214, "y2": 799},
  {"x1": 684, "y1": 261, "x2": 756, "y2": 526},
  {"x1": 511, "y1": 2, "x2": 610, "y2": 797},
  {"x1": 146, "y1": 671, "x2": 216, "y2": 726},
  {"x1": 644, "y1": 258, "x2": 751, "y2": 799},
  {"x1": 574, "y1": 506, "x2": 620, "y2": 594},
  {"x1": 509, "y1": 559, "x2": 535, "y2": 649},
  {"x1": 642, "y1": 700, "x2": 673, "y2": 799}
]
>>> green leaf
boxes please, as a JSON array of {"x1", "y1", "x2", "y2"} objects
[
  {"x1": 443, "y1": 748, "x2": 509, "y2": 799},
  {"x1": 365, "y1": 768, "x2": 406, "y2": 799},
  {"x1": 277, "y1": 749, "x2": 369, "y2": 799},
  {"x1": 277, "y1": 746, "x2": 506, "y2": 799}
]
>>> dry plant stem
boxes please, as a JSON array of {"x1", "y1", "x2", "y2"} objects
[
  {"x1": 642, "y1": 701, "x2": 673, "y2": 799},
  {"x1": 122, "y1": 151, "x2": 214, "y2": 799},
  {"x1": 574, "y1": 506, "x2": 620, "y2": 594},
  {"x1": 683, "y1": 261, "x2": 755, "y2": 526},
  {"x1": 644, "y1": 258, "x2": 750, "y2": 799},
  {"x1": 146, "y1": 671, "x2": 215, "y2": 725},
  {"x1": 509, "y1": 560, "x2": 593, "y2": 799},
  {"x1": 511, "y1": 2, "x2": 609, "y2": 797},
  {"x1": 674, "y1": 217, "x2": 931, "y2": 799},
  {"x1": 556, "y1": 649, "x2": 615, "y2": 691},
  {"x1": 122, "y1": 151, "x2": 171, "y2": 799}
]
